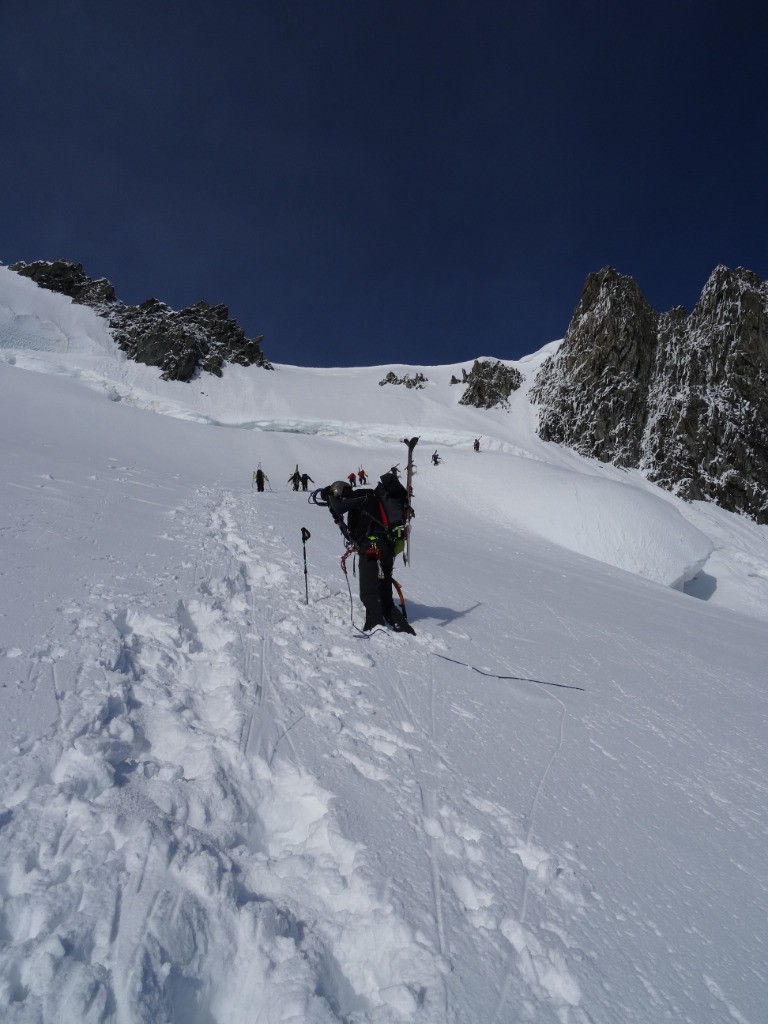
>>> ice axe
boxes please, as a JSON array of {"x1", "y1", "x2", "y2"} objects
[{"x1": 300, "y1": 527, "x2": 311, "y2": 604}]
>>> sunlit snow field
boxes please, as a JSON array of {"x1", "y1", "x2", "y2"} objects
[{"x1": 1, "y1": 265, "x2": 767, "y2": 1023}]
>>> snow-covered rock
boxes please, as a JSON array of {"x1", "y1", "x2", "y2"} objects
[
  {"x1": 9, "y1": 259, "x2": 272, "y2": 381},
  {"x1": 453, "y1": 358, "x2": 524, "y2": 410}
]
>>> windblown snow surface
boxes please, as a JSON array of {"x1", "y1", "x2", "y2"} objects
[{"x1": 1, "y1": 264, "x2": 767, "y2": 1023}]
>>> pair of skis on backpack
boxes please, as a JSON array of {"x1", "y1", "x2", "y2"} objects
[{"x1": 401, "y1": 435, "x2": 418, "y2": 565}]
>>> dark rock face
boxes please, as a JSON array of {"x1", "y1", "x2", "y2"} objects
[
  {"x1": 455, "y1": 359, "x2": 524, "y2": 410},
  {"x1": 107, "y1": 298, "x2": 272, "y2": 380},
  {"x1": 378, "y1": 370, "x2": 428, "y2": 389},
  {"x1": 528, "y1": 269, "x2": 658, "y2": 465},
  {"x1": 530, "y1": 266, "x2": 768, "y2": 523},
  {"x1": 9, "y1": 258, "x2": 117, "y2": 307},
  {"x1": 9, "y1": 259, "x2": 272, "y2": 380}
]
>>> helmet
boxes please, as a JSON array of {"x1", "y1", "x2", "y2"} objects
[{"x1": 329, "y1": 480, "x2": 351, "y2": 499}]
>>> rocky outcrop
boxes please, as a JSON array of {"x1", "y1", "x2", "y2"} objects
[
  {"x1": 378, "y1": 370, "x2": 428, "y2": 389},
  {"x1": 106, "y1": 298, "x2": 271, "y2": 380},
  {"x1": 530, "y1": 266, "x2": 768, "y2": 523},
  {"x1": 9, "y1": 259, "x2": 272, "y2": 380},
  {"x1": 9, "y1": 258, "x2": 117, "y2": 308},
  {"x1": 455, "y1": 359, "x2": 524, "y2": 410}
]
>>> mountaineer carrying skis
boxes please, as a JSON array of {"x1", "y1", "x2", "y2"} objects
[
  {"x1": 253, "y1": 465, "x2": 268, "y2": 492},
  {"x1": 320, "y1": 474, "x2": 416, "y2": 635}
]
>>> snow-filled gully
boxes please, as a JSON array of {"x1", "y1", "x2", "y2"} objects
[{"x1": 0, "y1": 484, "x2": 596, "y2": 1022}]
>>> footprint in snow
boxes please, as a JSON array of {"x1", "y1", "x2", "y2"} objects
[
  {"x1": 349, "y1": 721, "x2": 420, "y2": 759},
  {"x1": 500, "y1": 917, "x2": 583, "y2": 1012},
  {"x1": 511, "y1": 840, "x2": 594, "y2": 908}
]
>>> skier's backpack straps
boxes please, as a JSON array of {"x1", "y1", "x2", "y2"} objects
[
  {"x1": 377, "y1": 498, "x2": 389, "y2": 529},
  {"x1": 374, "y1": 476, "x2": 408, "y2": 556}
]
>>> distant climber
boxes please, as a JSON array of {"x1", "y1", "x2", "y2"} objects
[{"x1": 253, "y1": 466, "x2": 269, "y2": 492}]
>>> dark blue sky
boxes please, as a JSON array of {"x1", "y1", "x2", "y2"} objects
[{"x1": 2, "y1": 1, "x2": 766, "y2": 367}]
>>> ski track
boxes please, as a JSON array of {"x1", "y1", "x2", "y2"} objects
[
  {"x1": 322, "y1": 613, "x2": 595, "y2": 1022},
  {"x1": 0, "y1": 484, "x2": 596, "y2": 1023}
]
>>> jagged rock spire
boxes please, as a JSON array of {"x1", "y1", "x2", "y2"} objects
[{"x1": 531, "y1": 265, "x2": 768, "y2": 523}]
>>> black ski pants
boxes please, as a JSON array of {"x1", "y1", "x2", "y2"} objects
[{"x1": 358, "y1": 543, "x2": 409, "y2": 631}]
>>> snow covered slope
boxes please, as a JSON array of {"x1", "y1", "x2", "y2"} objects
[{"x1": 1, "y1": 266, "x2": 768, "y2": 1023}]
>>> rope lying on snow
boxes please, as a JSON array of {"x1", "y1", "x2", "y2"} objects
[{"x1": 431, "y1": 653, "x2": 586, "y2": 692}]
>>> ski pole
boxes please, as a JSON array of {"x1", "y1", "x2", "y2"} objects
[{"x1": 301, "y1": 527, "x2": 311, "y2": 604}]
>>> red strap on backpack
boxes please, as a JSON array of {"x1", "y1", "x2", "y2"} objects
[{"x1": 377, "y1": 498, "x2": 389, "y2": 529}]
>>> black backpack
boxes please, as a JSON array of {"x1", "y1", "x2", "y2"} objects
[
  {"x1": 374, "y1": 472, "x2": 410, "y2": 554},
  {"x1": 374, "y1": 472, "x2": 406, "y2": 525},
  {"x1": 343, "y1": 473, "x2": 410, "y2": 552}
]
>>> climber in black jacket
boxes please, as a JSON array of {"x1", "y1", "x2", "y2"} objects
[{"x1": 323, "y1": 477, "x2": 415, "y2": 635}]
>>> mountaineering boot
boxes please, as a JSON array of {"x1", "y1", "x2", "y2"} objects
[
  {"x1": 393, "y1": 619, "x2": 416, "y2": 636},
  {"x1": 387, "y1": 608, "x2": 416, "y2": 636}
]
